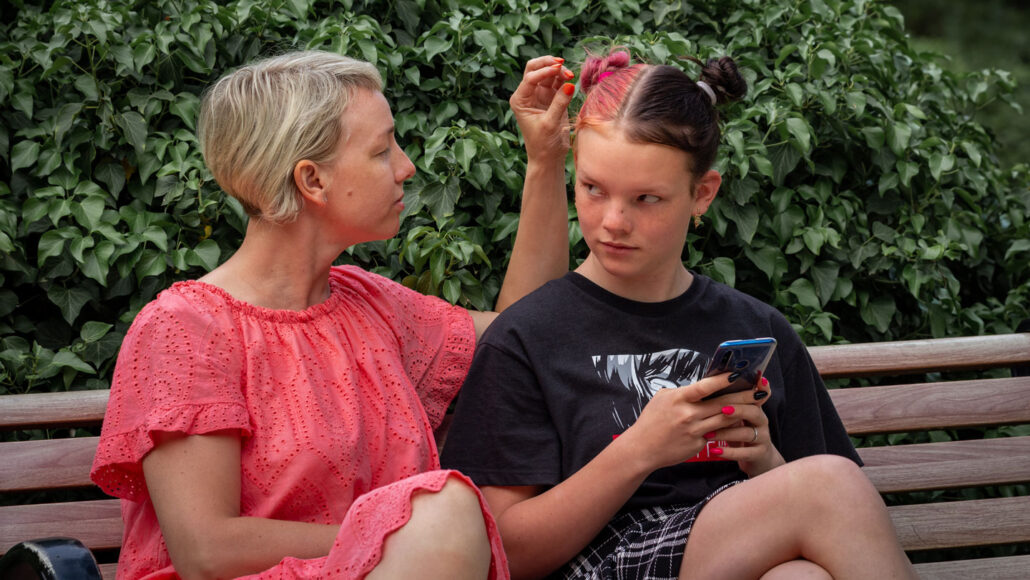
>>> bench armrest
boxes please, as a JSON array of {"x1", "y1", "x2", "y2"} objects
[{"x1": 0, "y1": 538, "x2": 102, "y2": 580}]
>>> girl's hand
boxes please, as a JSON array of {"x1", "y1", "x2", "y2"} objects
[
  {"x1": 704, "y1": 376, "x2": 786, "y2": 477},
  {"x1": 510, "y1": 55, "x2": 576, "y2": 164},
  {"x1": 617, "y1": 374, "x2": 752, "y2": 472}
]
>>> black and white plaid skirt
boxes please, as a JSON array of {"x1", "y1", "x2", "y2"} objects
[{"x1": 547, "y1": 481, "x2": 741, "y2": 580}]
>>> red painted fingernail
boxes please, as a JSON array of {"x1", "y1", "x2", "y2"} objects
[
  {"x1": 761, "y1": 377, "x2": 769, "y2": 387},
  {"x1": 564, "y1": 69, "x2": 575, "y2": 79},
  {"x1": 562, "y1": 83, "x2": 575, "y2": 96},
  {"x1": 711, "y1": 447, "x2": 724, "y2": 455},
  {"x1": 704, "y1": 431, "x2": 716, "y2": 439},
  {"x1": 721, "y1": 405, "x2": 735, "y2": 415},
  {"x1": 555, "y1": 57, "x2": 565, "y2": 63}
]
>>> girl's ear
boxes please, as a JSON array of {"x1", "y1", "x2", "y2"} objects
[
  {"x1": 693, "y1": 170, "x2": 722, "y2": 214},
  {"x1": 293, "y1": 159, "x2": 329, "y2": 207}
]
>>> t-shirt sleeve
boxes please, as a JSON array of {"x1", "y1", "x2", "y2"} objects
[
  {"x1": 440, "y1": 338, "x2": 562, "y2": 487},
  {"x1": 354, "y1": 268, "x2": 475, "y2": 429},
  {"x1": 90, "y1": 293, "x2": 251, "y2": 501},
  {"x1": 772, "y1": 316, "x2": 862, "y2": 465}
]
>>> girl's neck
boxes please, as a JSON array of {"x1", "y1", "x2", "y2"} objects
[{"x1": 575, "y1": 255, "x2": 693, "y2": 303}]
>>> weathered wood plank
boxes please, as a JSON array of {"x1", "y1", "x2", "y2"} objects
[
  {"x1": 809, "y1": 333, "x2": 1030, "y2": 378},
  {"x1": 889, "y1": 497, "x2": 1030, "y2": 551},
  {"x1": 913, "y1": 555, "x2": 1030, "y2": 580},
  {"x1": 0, "y1": 437, "x2": 100, "y2": 492},
  {"x1": 0, "y1": 500, "x2": 122, "y2": 554},
  {"x1": 0, "y1": 390, "x2": 109, "y2": 430},
  {"x1": 856, "y1": 437, "x2": 1030, "y2": 492},
  {"x1": 829, "y1": 376, "x2": 1030, "y2": 434}
]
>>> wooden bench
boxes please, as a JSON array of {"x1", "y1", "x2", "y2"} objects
[{"x1": 2, "y1": 333, "x2": 1029, "y2": 578}]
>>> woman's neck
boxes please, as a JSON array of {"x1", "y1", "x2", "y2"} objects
[
  {"x1": 199, "y1": 217, "x2": 341, "y2": 311},
  {"x1": 574, "y1": 254, "x2": 693, "y2": 303}
]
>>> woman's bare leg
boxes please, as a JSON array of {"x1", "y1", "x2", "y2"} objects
[
  {"x1": 367, "y1": 477, "x2": 492, "y2": 580},
  {"x1": 680, "y1": 454, "x2": 917, "y2": 580}
]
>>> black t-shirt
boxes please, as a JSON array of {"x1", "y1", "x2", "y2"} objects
[{"x1": 441, "y1": 272, "x2": 860, "y2": 513}]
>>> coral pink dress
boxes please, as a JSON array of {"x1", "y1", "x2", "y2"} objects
[{"x1": 91, "y1": 266, "x2": 508, "y2": 579}]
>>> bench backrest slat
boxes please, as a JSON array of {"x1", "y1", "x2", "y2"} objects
[
  {"x1": 861, "y1": 438, "x2": 1030, "y2": 492},
  {"x1": 889, "y1": 496, "x2": 1030, "y2": 551},
  {"x1": 0, "y1": 390, "x2": 109, "y2": 431},
  {"x1": 0, "y1": 437, "x2": 99, "y2": 493},
  {"x1": 0, "y1": 500, "x2": 122, "y2": 553},
  {"x1": 809, "y1": 333, "x2": 1030, "y2": 378},
  {"x1": 827, "y1": 376, "x2": 1030, "y2": 435}
]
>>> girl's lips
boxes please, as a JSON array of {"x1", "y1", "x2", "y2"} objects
[{"x1": 600, "y1": 241, "x2": 636, "y2": 253}]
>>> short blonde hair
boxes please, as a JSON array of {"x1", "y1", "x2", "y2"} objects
[{"x1": 198, "y1": 51, "x2": 382, "y2": 223}]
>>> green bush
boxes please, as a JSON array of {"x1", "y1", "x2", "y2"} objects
[{"x1": 1, "y1": 0, "x2": 1028, "y2": 396}]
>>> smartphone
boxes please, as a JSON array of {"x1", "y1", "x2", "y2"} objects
[{"x1": 701, "y1": 338, "x2": 777, "y2": 400}]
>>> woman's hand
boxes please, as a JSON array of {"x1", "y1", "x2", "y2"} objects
[
  {"x1": 703, "y1": 376, "x2": 786, "y2": 477},
  {"x1": 510, "y1": 55, "x2": 576, "y2": 164}
]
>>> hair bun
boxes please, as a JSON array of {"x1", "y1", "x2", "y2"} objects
[
  {"x1": 581, "y1": 50, "x2": 632, "y2": 94},
  {"x1": 698, "y1": 56, "x2": 747, "y2": 104}
]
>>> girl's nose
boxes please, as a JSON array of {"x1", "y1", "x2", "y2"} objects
[{"x1": 601, "y1": 203, "x2": 630, "y2": 234}]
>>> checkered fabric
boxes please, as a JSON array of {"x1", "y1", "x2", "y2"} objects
[{"x1": 548, "y1": 482, "x2": 741, "y2": 580}]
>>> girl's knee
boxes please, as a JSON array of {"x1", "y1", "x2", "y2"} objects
[{"x1": 412, "y1": 476, "x2": 487, "y2": 531}]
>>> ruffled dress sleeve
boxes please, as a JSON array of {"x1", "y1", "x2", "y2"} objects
[
  {"x1": 91, "y1": 288, "x2": 251, "y2": 500},
  {"x1": 337, "y1": 267, "x2": 475, "y2": 428}
]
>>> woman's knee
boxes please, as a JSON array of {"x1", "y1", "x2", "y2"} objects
[{"x1": 782, "y1": 455, "x2": 883, "y2": 513}]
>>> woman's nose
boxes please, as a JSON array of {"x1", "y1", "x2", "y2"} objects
[{"x1": 396, "y1": 146, "x2": 416, "y2": 182}]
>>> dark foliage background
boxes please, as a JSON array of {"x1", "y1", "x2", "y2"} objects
[{"x1": 1, "y1": 0, "x2": 1027, "y2": 396}]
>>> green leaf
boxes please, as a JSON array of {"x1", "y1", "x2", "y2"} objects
[
  {"x1": 115, "y1": 111, "x2": 148, "y2": 153},
  {"x1": 861, "y1": 295, "x2": 896, "y2": 334},
  {"x1": 455, "y1": 139, "x2": 478, "y2": 173},
  {"x1": 929, "y1": 153, "x2": 955, "y2": 181},
  {"x1": 47, "y1": 285, "x2": 93, "y2": 325},
  {"x1": 1005, "y1": 239, "x2": 1030, "y2": 261},
  {"x1": 11, "y1": 140, "x2": 41, "y2": 172},
  {"x1": 787, "y1": 278, "x2": 820, "y2": 309},
  {"x1": 52, "y1": 350, "x2": 95, "y2": 374},
  {"x1": 785, "y1": 117, "x2": 811, "y2": 155},
  {"x1": 887, "y1": 123, "x2": 912, "y2": 156},
  {"x1": 423, "y1": 36, "x2": 452, "y2": 62},
  {"x1": 709, "y1": 257, "x2": 735, "y2": 287},
  {"x1": 811, "y1": 262, "x2": 840, "y2": 306},
  {"x1": 189, "y1": 239, "x2": 221, "y2": 271}
]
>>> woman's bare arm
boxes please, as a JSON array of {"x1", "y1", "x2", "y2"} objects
[{"x1": 143, "y1": 431, "x2": 338, "y2": 580}]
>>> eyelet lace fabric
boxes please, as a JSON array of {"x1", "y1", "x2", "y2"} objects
[{"x1": 90, "y1": 266, "x2": 507, "y2": 579}]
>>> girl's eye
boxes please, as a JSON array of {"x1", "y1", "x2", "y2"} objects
[
  {"x1": 583, "y1": 183, "x2": 601, "y2": 196},
  {"x1": 638, "y1": 194, "x2": 660, "y2": 204}
]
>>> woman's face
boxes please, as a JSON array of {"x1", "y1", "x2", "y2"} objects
[
  {"x1": 318, "y1": 89, "x2": 416, "y2": 245},
  {"x1": 573, "y1": 123, "x2": 716, "y2": 293}
]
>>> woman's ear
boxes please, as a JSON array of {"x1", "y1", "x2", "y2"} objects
[
  {"x1": 293, "y1": 160, "x2": 329, "y2": 207},
  {"x1": 693, "y1": 170, "x2": 722, "y2": 214}
]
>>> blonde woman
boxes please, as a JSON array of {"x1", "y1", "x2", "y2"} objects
[{"x1": 90, "y1": 50, "x2": 575, "y2": 579}]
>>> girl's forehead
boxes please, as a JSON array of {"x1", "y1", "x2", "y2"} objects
[{"x1": 575, "y1": 126, "x2": 693, "y2": 188}]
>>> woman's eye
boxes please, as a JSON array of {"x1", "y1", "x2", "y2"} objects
[
  {"x1": 583, "y1": 183, "x2": 601, "y2": 196},
  {"x1": 638, "y1": 194, "x2": 660, "y2": 204}
]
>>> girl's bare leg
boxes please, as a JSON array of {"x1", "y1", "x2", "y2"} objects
[
  {"x1": 367, "y1": 477, "x2": 492, "y2": 580},
  {"x1": 680, "y1": 454, "x2": 917, "y2": 580},
  {"x1": 760, "y1": 560, "x2": 832, "y2": 580}
]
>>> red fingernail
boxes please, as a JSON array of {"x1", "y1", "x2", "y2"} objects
[
  {"x1": 704, "y1": 431, "x2": 716, "y2": 439},
  {"x1": 555, "y1": 57, "x2": 565, "y2": 63},
  {"x1": 761, "y1": 377, "x2": 769, "y2": 387},
  {"x1": 721, "y1": 405, "x2": 735, "y2": 415},
  {"x1": 711, "y1": 447, "x2": 724, "y2": 455},
  {"x1": 564, "y1": 69, "x2": 575, "y2": 79},
  {"x1": 562, "y1": 83, "x2": 575, "y2": 96}
]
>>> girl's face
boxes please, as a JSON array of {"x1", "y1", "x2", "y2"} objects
[{"x1": 573, "y1": 123, "x2": 719, "y2": 299}]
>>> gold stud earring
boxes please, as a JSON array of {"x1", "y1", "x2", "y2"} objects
[{"x1": 693, "y1": 213, "x2": 702, "y2": 228}]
